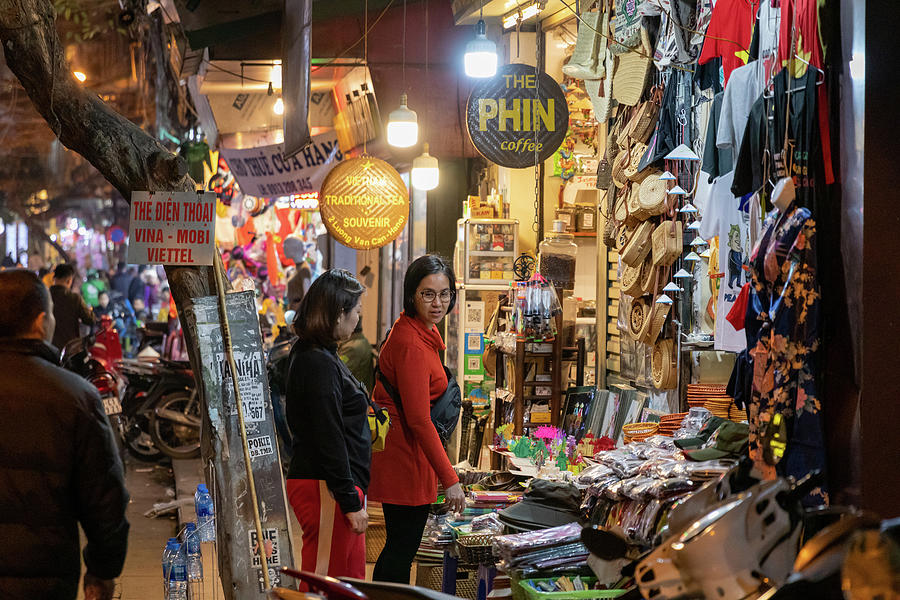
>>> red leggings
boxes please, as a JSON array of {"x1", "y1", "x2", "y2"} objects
[{"x1": 286, "y1": 479, "x2": 365, "y2": 579}]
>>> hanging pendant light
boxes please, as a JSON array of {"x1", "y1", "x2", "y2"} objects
[
  {"x1": 387, "y1": 93, "x2": 418, "y2": 147},
  {"x1": 465, "y1": 18, "x2": 497, "y2": 78},
  {"x1": 412, "y1": 143, "x2": 439, "y2": 190}
]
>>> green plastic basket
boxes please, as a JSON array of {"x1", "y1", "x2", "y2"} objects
[{"x1": 519, "y1": 578, "x2": 628, "y2": 600}]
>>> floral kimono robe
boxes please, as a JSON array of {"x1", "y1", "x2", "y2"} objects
[{"x1": 745, "y1": 203, "x2": 827, "y2": 504}]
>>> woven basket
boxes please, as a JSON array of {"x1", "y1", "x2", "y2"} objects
[
  {"x1": 615, "y1": 224, "x2": 633, "y2": 252},
  {"x1": 640, "y1": 260, "x2": 658, "y2": 295},
  {"x1": 652, "y1": 220, "x2": 683, "y2": 267},
  {"x1": 639, "y1": 298, "x2": 671, "y2": 345},
  {"x1": 620, "y1": 220, "x2": 654, "y2": 267},
  {"x1": 623, "y1": 422, "x2": 659, "y2": 437},
  {"x1": 614, "y1": 187, "x2": 638, "y2": 228},
  {"x1": 456, "y1": 533, "x2": 498, "y2": 566},
  {"x1": 612, "y1": 147, "x2": 631, "y2": 189}
]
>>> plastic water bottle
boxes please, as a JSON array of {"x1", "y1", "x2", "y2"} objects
[
  {"x1": 183, "y1": 522, "x2": 203, "y2": 581},
  {"x1": 169, "y1": 541, "x2": 188, "y2": 600},
  {"x1": 161, "y1": 538, "x2": 178, "y2": 598},
  {"x1": 194, "y1": 484, "x2": 215, "y2": 542}
]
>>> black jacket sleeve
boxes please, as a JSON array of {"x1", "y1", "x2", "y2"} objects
[
  {"x1": 286, "y1": 351, "x2": 362, "y2": 514},
  {"x1": 73, "y1": 388, "x2": 130, "y2": 580}
]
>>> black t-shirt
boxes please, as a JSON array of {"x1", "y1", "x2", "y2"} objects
[
  {"x1": 731, "y1": 67, "x2": 823, "y2": 218},
  {"x1": 702, "y1": 92, "x2": 733, "y2": 180}
]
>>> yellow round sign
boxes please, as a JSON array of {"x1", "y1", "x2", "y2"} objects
[{"x1": 319, "y1": 156, "x2": 409, "y2": 250}]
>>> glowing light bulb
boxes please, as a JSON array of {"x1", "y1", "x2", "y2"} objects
[
  {"x1": 386, "y1": 93, "x2": 418, "y2": 148},
  {"x1": 411, "y1": 144, "x2": 439, "y2": 190},
  {"x1": 273, "y1": 97, "x2": 284, "y2": 115},
  {"x1": 73, "y1": 71, "x2": 87, "y2": 83},
  {"x1": 464, "y1": 19, "x2": 497, "y2": 78}
]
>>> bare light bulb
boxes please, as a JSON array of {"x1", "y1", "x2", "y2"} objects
[
  {"x1": 464, "y1": 19, "x2": 497, "y2": 78},
  {"x1": 411, "y1": 143, "x2": 439, "y2": 191},
  {"x1": 386, "y1": 93, "x2": 418, "y2": 148},
  {"x1": 273, "y1": 97, "x2": 284, "y2": 115}
]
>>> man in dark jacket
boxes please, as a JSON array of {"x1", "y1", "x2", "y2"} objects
[
  {"x1": 0, "y1": 270, "x2": 129, "y2": 599},
  {"x1": 50, "y1": 263, "x2": 93, "y2": 351}
]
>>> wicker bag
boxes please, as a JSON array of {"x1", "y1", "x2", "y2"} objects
[
  {"x1": 636, "y1": 172, "x2": 668, "y2": 218},
  {"x1": 614, "y1": 186, "x2": 638, "y2": 228},
  {"x1": 612, "y1": 146, "x2": 631, "y2": 189},
  {"x1": 640, "y1": 260, "x2": 658, "y2": 295},
  {"x1": 652, "y1": 337, "x2": 678, "y2": 389},
  {"x1": 613, "y1": 28, "x2": 652, "y2": 107},
  {"x1": 621, "y1": 261, "x2": 645, "y2": 297},
  {"x1": 628, "y1": 296, "x2": 652, "y2": 341},
  {"x1": 638, "y1": 297, "x2": 671, "y2": 345},
  {"x1": 624, "y1": 141, "x2": 651, "y2": 183},
  {"x1": 652, "y1": 220, "x2": 683, "y2": 267},
  {"x1": 615, "y1": 223, "x2": 634, "y2": 253},
  {"x1": 620, "y1": 219, "x2": 653, "y2": 267}
]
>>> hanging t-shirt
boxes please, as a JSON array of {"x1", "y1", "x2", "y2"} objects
[
  {"x1": 698, "y1": 0, "x2": 760, "y2": 86},
  {"x1": 699, "y1": 170, "x2": 748, "y2": 352},
  {"x1": 778, "y1": 0, "x2": 834, "y2": 185},
  {"x1": 702, "y1": 92, "x2": 733, "y2": 180},
  {"x1": 717, "y1": 60, "x2": 766, "y2": 155}
]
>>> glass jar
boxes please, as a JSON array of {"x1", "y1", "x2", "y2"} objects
[{"x1": 538, "y1": 220, "x2": 578, "y2": 292}]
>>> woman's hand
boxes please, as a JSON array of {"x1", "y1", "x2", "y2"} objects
[
  {"x1": 445, "y1": 482, "x2": 466, "y2": 514},
  {"x1": 346, "y1": 509, "x2": 368, "y2": 534}
]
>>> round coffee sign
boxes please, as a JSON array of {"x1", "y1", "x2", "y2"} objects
[
  {"x1": 319, "y1": 156, "x2": 409, "y2": 250},
  {"x1": 466, "y1": 64, "x2": 569, "y2": 169}
]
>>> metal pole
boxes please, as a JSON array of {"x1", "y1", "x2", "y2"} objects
[{"x1": 213, "y1": 263, "x2": 271, "y2": 591}]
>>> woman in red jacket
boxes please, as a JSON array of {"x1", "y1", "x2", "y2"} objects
[{"x1": 369, "y1": 255, "x2": 467, "y2": 583}]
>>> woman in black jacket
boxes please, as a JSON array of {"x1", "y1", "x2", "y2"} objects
[{"x1": 285, "y1": 269, "x2": 370, "y2": 578}]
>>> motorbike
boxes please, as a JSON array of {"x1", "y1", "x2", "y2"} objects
[
  {"x1": 61, "y1": 316, "x2": 126, "y2": 458},
  {"x1": 270, "y1": 567, "x2": 463, "y2": 600},
  {"x1": 116, "y1": 356, "x2": 201, "y2": 461}
]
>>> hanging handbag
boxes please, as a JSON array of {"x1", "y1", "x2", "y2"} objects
[
  {"x1": 612, "y1": 28, "x2": 652, "y2": 107},
  {"x1": 376, "y1": 362, "x2": 461, "y2": 443},
  {"x1": 652, "y1": 220, "x2": 683, "y2": 267},
  {"x1": 651, "y1": 337, "x2": 678, "y2": 389},
  {"x1": 634, "y1": 171, "x2": 667, "y2": 220},
  {"x1": 621, "y1": 261, "x2": 644, "y2": 298},
  {"x1": 620, "y1": 219, "x2": 653, "y2": 266},
  {"x1": 639, "y1": 297, "x2": 671, "y2": 345},
  {"x1": 624, "y1": 141, "x2": 651, "y2": 183},
  {"x1": 610, "y1": 0, "x2": 644, "y2": 54},
  {"x1": 628, "y1": 296, "x2": 652, "y2": 341}
]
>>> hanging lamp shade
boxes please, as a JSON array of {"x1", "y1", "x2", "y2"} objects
[
  {"x1": 663, "y1": 282, "x2": 682, "y2": 293},
  {"x1": 684, "y1": 251, "x2": 702, "y2": 262},
  {"x1": 668, "y1": 185, "x2": 688, "y2": 196},
  {"x1": 660, "y1": 170, "x2": 676, "y2": 181},
  {"x1": 665, "y1": 143, "x2": 701, "y2": 161},
  {"x1": 411, "y1": 143, "x2": 440, "y2": 190},
  {"x1": 680, "y1": 202, "x2": 698, "y2": 214},
  {"x1": 673, "y1": 268, "x2": 693, "y2": 279},
  {"x1": 387, "y1": 93, "x2": 418, "y2": 147},
  {"x1": 464, "y1": 19, "x2": 498, "y2": 78}
]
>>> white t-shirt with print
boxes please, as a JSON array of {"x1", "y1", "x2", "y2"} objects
[{"x1": 698, "y1": 170, "x2": 748, "y2": 352}]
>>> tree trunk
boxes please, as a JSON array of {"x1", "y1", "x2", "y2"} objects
[{"x1": 0, "y1": 0, "x2": 230, "y2": 583}]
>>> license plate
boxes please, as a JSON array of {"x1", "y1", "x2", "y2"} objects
[{"x1": 102, "y1": 396, "x2": 123, "y2": 416}]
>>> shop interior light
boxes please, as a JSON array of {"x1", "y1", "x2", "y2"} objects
[
  {"x1": 684, "y1": 251, "x2": 702, "y2": 262},
  {"x1": 503, "y1": 2, "x2": 542, "y2": 29},
  {"x1": 73, "y1": 71, "x2": 87, "y2": 83},
  {"x1": 464, "y1": 18, "x2": 498, "y2": 78},
  {"x1": 679, "y1": 202, "x2": 698, "y2": 214},
  {"x1": 660, "y1": 170, "x2": 676, "y2": 181},
  {"x1": 273, "y1": 97, "x2": 284, "y2": 115},
  {"x1": 674, "y1": 268, "x2": 693, "y2": 279},
  {"x1": 386, "y1": 93, "x2": 418, "y2": 148},
  {"x1": 411, "y1": 143, "x2": 439, "y2": 190}
]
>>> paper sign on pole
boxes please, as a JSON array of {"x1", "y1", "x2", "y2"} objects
[{"x1": 127, "y1": 191, "x2": 216, "y2": 266}]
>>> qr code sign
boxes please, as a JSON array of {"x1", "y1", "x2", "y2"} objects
[{"x1": 249, "y1": 528, "x2": 280, "y2": 568}]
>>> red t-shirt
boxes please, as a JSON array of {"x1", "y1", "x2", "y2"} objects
[
  {"x1": 368, "y1": 313, "x2": 459, "y2": 506},
  {"x1": 698, "y1": 0, "x2": 760, "y2": 86}
]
